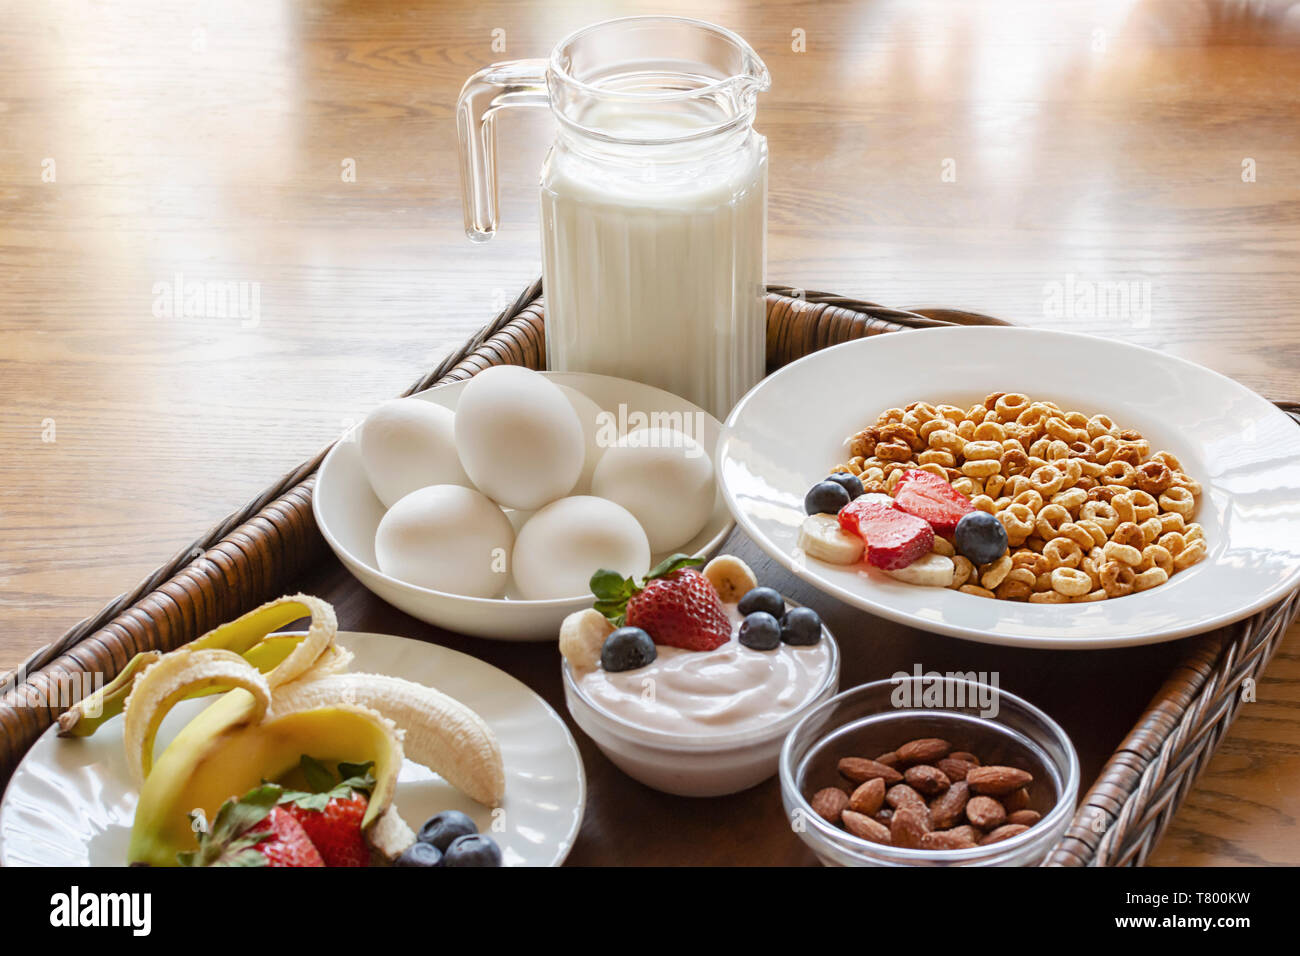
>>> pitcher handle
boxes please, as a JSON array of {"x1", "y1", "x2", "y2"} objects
[{"x1": 455, "y1": 59, "x2": 551, "y2": 242}]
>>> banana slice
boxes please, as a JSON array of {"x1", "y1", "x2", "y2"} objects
[
  {"x1": 798, "y1": 514, "x2": 865, "y2": 565},
  {"x1": 559, "y1": 609, "x2": 613, "y2": 671},
  {"x1": 122, "y1": 649, "x2": 271, "y2": 786},
  {"x1": 885, "y1": 553, "x2": 955, "y2": 587},
  {"x1": 271, "y1": 673, "x2": 506, "y2": 807},
  {"x1": 703, "y1": 555, "x2": 758, "y2": 602}
]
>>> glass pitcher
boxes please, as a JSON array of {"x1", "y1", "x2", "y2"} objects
[{"x1": 456, "y1": 16, "x2": 770, "y2": 420}]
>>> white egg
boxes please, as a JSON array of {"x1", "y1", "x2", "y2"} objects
[
  {"x1": 375, "y1": 485, "x2": 513, "y2": 598},
  {"x1": 512, "y1": 496, "x2": 651, "y2": 600},
  {"x1": 454, "y1": 366, "x2": 585, "y2": 510},
  {"x1": 591, "y1": 426, "x2": 715, "y2": 553},
  {"x1": 358, "y1": 398, "x2": 469, "y2": 508},
  {"x1": 556, "y1": 385, "x2": 609, "y2": 494}
]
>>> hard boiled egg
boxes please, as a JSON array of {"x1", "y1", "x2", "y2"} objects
[
  {"x1": 591, "y1": 426, "x2": 715, "y2": 553},
  {"x1": 512, "y1": 496, "x2": 651, "y2": 600},
  {"x1": 557, "y1": 385, "x2": 608, "y2": 495},
  {"x1": 358, "y1": 398, "x2": 469, "y2": 508},
  {"x1": 375, "y1": 485, "x2": 513, "y2": 598},
  {"x1": 454, "y1": 366, "x2": 584, "y2": 511}
]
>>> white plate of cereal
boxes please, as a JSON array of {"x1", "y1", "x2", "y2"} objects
[{"x1": 717, "y1": 327, "x2": 1300, "y2": 649}]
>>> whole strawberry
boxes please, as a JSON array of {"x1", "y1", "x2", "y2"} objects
[
  {"x1": 179, "y1": 784, "x2": 324, "y2": 867},
  {"x1": 279, "y1": 757, "x2": 374, "y2": 867},
  {"x1": 591, "y1": 555, "x2": 731, "y2": 652}
]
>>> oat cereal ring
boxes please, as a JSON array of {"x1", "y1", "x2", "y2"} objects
[
  {"x1": 1050, "y1": 567, "x2": 1092, "y2": 597},
  {"x1": 1091, "y1": 434, "x2": 1120, "y2": 463},
  {"x1": 1101, "y1": 461, "x2": 1137, "y2": 487},
  {"x1": 1051, "y1": 487, "x2": 1088, "y2": 515},
  {"x1": 961, "y1": 458, "x2": 1002, "y2": 480},
  {"x1": 973, "y1": 421, "x2": 1007, "y2": 443},
  {"x1": 963, "y1": 440, "x2": 1003, "y2": 461},
  {"x1": 1109, "y1": 443, "x2": 1143, "y2": 468},
  {"x1": 1055, "y1": 521, "x2": 1094, "y2": 551},
  {"x1": 1075, "y1": 518, "x2": 1109, "y2": 547},
  {"x1": 1071, "y1": 589, "x2": 1108, "y2": 603},
  {"x1": 1044, "y1": 418, "x2": 1079, "y2": 444},
  {"x1": 1184, "y1": 522, "x2": 1205, "y2": 543},
  {"x1": 1140, "y1": 544, "x2": 1174, "y2": 575},
  {"x1": 955, "y1": 420, "x2": 977, "y2": 441},
  {"x1": 1034, "y1": 503, "x2": 1072, "y2": 540},
  {"x1": 917, "y1": 463, "x2": 947, "y2": 479},
  {"x1": 1138, "y1": 517, "x2": 1163, "y2": 545},
  {"x1": 1086, "y1": 414, "x2": 1119, "y2": 439},
  {"x1": 885, "y1": 469, "x2": 905, "y2": 493},
  {"x1": 1135, "y1": 461, "x2": 1174, "y2": 496},
  {"x1": 1043, "y1": 537, "x2": 1083, "y2": 570},
  {"x1": 1158, "y1": 486, "x2": 1196, "y2": 519},
  {"x1": 1067, "y1": 440, "x2": 1097, "y2": 461},
  {"x1": 1157, "y1": 531, "x2": 1186, "y2": 556},
  {"x1": 1151, "y1": 451, "x2": 1183, "y2": 472},
  {"x1": 1002, "y1": 475, "x2": 1033, "y2": 498},
  {"x1": 951, "y1": 476, "x2": 979, "y2": 497},
  {"x1": 918, "y1": 449, "x2": 956, "y2": 468},
  {"x1": 994, "y1": 393, "x2": 1031, "y2": 419},
  {"x1": 1043, "y1": 439, "x2": 1070, "y2": 461},
  {"x1": 1158, "y1": 512, "x2": 1186, "y2": 534},
  {"x1": 930, "y1": 536, "x2": 955, "y2": 557},
  {"x1": 1100, "y1": 561, "x2": 1136, "y2": 597},
  {"x1": 984, "y1": 473, "x2": 1007, "y2": 499},
  {"x1": 1029, "y1": 590, "x2": 1070, "y2": 604},
  {"x1": 1174, "y1": 538, "x2": 1208, "y2": 570},
  {"x1": 981, "y1": 554, "x2": 1014, "y2": 590},
  {"x1": 1133, "y1": 567, "x2": 1169, "y2": 591},
  {"x1": 950, "y1": 555, "x2": 975, "y2": 588},
  {"x1": 1025, "y1": 536, "x2": 1049, "y2": 554},
  {"x1": 995, "y1": 578, "x2": 1033, "y2": 601},
  {"x1": 1079, "y1": 500, "x2": 1119, "y2": 534},
  {"x1": 1102, "y1": 540, "x2": 1143, "y2": 567},
  {"x1": 1011, "y1": 551, "x2": 1048, "y2": 574},
  {"x1": 1080, "y1": 555, "x2": 1103, "y2": 589},
  {"x1": 970, "y1": 494, "x2": 997, "y2": 514},
  {"x1": 927, "y1": 429, "x2": 965, "y2": 455},
  {"x1": 1112, "y1": 492, "x2": 1138, "y2": 525},
  {"x1": 876, "y1": 440, "x2": 913, "y2": 463},
  {"x1": 1000, "y1": 446, "x2": 1030, "y2": 476},
  {"x1": 959, "y1": 584, "x2": 996, "y2": 599},
  {"x1": 1129, "y1": 490, "x2": 1160, "y2": 522},
  {"x1": 1111, "y1": 521, "x2": 1146, "y2": 551},
  {"x1": 1086, "y1": 485, "x2": 1124, "y2": 504},
  {"x1": 1012, "y1": 489, "x2": 1045, "y2": 513},
  {"x1": 1029, "y1": 465, "x2": 1065, "y2": 496},
  {"x1": 880, "y1": 422, "x2": 924, "y2": 451}
]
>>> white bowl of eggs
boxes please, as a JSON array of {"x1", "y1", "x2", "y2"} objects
[{"x1": 313, "y1": 368, "x2": 735, "y2": 640}]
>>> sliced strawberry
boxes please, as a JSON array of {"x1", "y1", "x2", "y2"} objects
[
  {"x1": 592, "y1": 555, "x2": 731, "y2": 652},
  {"x1": 838, "y1": 498, "x2": 935, "y2": 570},
  {"x1": 893, "y1": 469, "x2": 974, "y2": 537}
]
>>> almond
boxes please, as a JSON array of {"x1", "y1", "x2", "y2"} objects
[
  {"x1": 949, "y1": 751, "x2": 980, "y2": 765},
  {"x1": 842, "y1": 809, "x2": 891, "y2": 844},
  {"x1": 885, "y1": 782, "x2": 928, "y2": 812},
  {"x1": 979, "y1": 823, "x2": 1029, "y2": 845},
  {"x1": 903, "y1": 764, "x2": 951, "y2": 796},
  {"x1": 838, "y1": 756, "x2": 904, "y2": 785},
  {"x1": 946, "y1": 824, "x2": 980, "y2": 844},
  {"x1": 875, "y1": 750, "x2": 902, "y2": 767},
  {"x1": 1008, "y1": 809, "x2": 1042, "y2": 826},
  {"x1": 890, "y1": 805, "x2": 929, "y2": 848},
  {"x1": 848, "y1": 777, "x2": 886, "y2": 816},
  {"x1": 967, "y1": 765, "x2": 1033, "y2": 796},
  {"x1": 1001, "y1": 787, "x2": 1031, "y2": 812},
  {"x1": 937, "y1": 756, "x2": 975, "y2": 782},
  {"x1": 921, "y1": 827, "x2": 977, "y2": 850},
  {"x1": 896, "y1": 737, "x2": 952, "y2": 765},
  {"x1": 810, "y1": 787, "x2": 850, "y2": 823},
  {"x1": 928, "y1": 780, "x2": 970, "y2": 829},
  {"x1": 873, "y1": 807, "x2": 893, "y2": 825},
  {"x1": 965, "y1": 795, "x2": 1007, "y2": 830}
]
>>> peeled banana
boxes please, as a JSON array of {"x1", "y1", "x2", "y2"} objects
[{"x1": 798, "y1": 514, "x2": 865, "y2": 565}]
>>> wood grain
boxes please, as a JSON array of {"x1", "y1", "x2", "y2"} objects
[{"x1": 2, "y1": 0, "x2": 1298, "y2": 865}]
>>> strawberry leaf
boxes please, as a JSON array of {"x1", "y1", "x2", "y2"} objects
[
  {"x1": 589, "y1": 568, "x2": 629, "y2": 602},
  {"x1": 645, "y1": 553, "x2": 703, "y2": 580},
  {"x1": 299, "y1": 754, "x2": 336, "y2": 793}
]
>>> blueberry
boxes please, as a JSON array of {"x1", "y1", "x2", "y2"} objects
[
  {"x1": 442, "y1": 833, "x2": 503, "y2": 867},
  {"x1": 953, "y1": 511, "x2": 1009, "y2": 567},
  {"x1": 739, "y1": 612, "x2": 782, "y2": 650},
  {"x1": 804, "y1": 480, "x2": 851, "y2": 516},
  {"x1": 781, "y1": 606, "x2": 823, "y2": 646},
  {"x1": 600, "y1": 627, "x2": 657, "y2": 672},
  {"x1": 825, "y1": 472, "x2": 865, "y2": 500},
  {"x1": 417, "y1": 810, "x2": 478, "y2": 852},
  {"x1": 395, "y1": 841, "x2": 443, "y2": 867},
  {"x1": 737, "y1": 586, "x2": 785, "y2": 617}
]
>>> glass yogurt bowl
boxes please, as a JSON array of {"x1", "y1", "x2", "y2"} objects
[
  {"x1": 780, "y1": 677, "x2": 1079, "y2": 866},
  {"x1": 563, "y1": 624, "x2": 840, "y2": 797}
]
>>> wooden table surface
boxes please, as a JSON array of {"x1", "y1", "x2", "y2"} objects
[{"x1": 2, "y1": 0, "x2": 1298, "y2": 865}]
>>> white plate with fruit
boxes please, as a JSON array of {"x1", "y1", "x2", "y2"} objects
[
  {"x1": 315, "y1": 368, "x2": 734, "y2": 640},
  {"x1": 717, "y1": 327, "x2": 1300, "y2": 649},
  {"x1": 0, "y1": 597, "x2": 585, "y2": 867}
]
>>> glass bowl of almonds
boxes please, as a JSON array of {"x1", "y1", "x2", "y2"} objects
[{"x1": 780, "y1": 676, "x2": 1079, "y2": 866}]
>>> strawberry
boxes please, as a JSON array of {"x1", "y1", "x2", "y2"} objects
[
  {"x1": 892, "y1": 469, "x2": 974, "y2": 537},
  {"x1": 591, "y1": 555, "x2": 731, "y2": 652},
  {"x1": 278, "y1": 757, "x2": 375, "y2": 867},
  {"x1": 178, "y1": 784, "x2": 324, "y2": 867},
  {"x1": 837, "y1": 497, "x2": 934, "y2": 570}
]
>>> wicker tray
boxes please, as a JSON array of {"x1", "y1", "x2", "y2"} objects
[{"x1": 3, "y1": 281, "x2": 1297, "y2": 866}]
